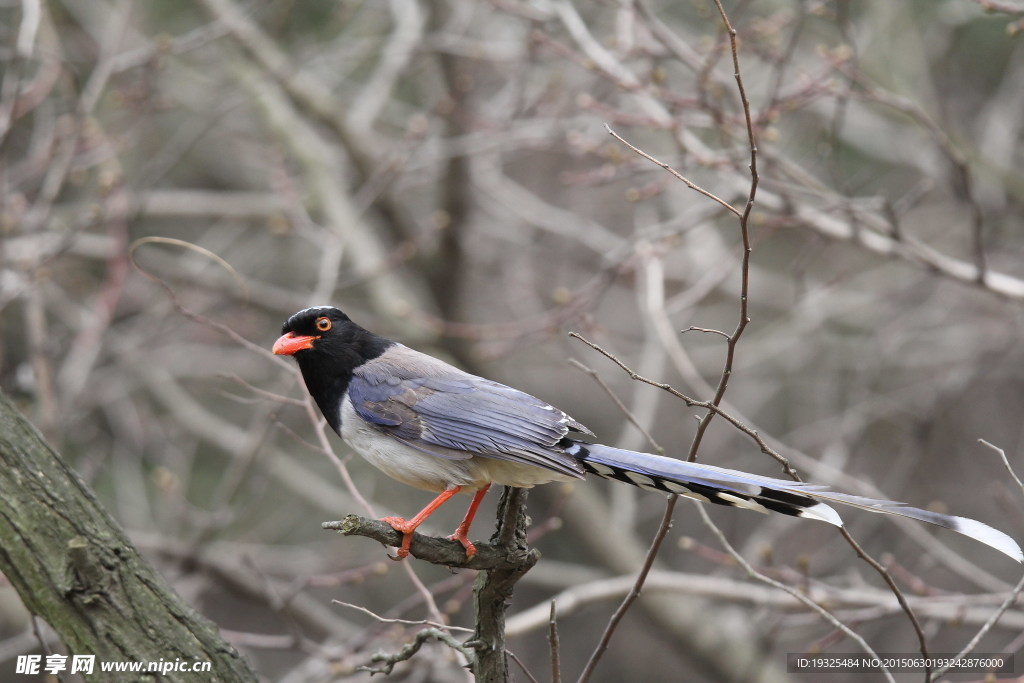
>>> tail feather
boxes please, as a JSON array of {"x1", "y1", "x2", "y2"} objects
[{"x1": 569, "y1": 441, "x2": 1022, "y2": 563}]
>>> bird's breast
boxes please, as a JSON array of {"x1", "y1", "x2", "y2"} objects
[{"x1": 339, "y1": 398, "x2": 475, "y2": 492}]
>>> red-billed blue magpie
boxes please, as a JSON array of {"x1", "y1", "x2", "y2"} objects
[{"x1": 273, "y1": 306, "x2": 1022, "y2": 562}]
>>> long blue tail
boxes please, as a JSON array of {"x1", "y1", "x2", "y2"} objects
[{"x1": 565, "y1": 441, "x2": 1022, "y2": 562}]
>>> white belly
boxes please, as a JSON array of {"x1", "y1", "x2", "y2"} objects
[{"x1": 339, "y1": 399, "x2": 575, "y2": 492}]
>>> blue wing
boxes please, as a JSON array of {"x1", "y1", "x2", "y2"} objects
[{"x1": 348, "y1": 345, "x2": 589, "y2": 478}]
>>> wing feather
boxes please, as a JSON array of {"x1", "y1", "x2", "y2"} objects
[{"x1": 349, "y1": 346, "x2": 588, "y2": 478}]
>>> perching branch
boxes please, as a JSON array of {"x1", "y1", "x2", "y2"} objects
[
  {"x1": 323, "y1": 514, "x2": 527, "y2": 572},
  {"x1": 324, "y1": 487, "x2": 539, "y2": 682}
]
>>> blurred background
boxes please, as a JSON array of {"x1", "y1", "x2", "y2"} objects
[{"x1": 3, "y1": 0, "x2": 1024, "y2": 680}]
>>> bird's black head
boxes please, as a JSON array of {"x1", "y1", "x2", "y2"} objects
[{"x1": 273, "y1": 306, "x2": 392, "y2": 433}]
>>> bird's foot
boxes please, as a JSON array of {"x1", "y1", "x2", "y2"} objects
[
  {"x1": 381, "y1": 516, "x2": 415, "y2": 561},
  {"x1": 380, "y1": 515, "x2": 477, "y2": 560},
  {"x1": 447, "y1": 529, "x2": 477, "y2": 558}
]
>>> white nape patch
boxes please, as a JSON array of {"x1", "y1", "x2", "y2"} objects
[
  {"x1": 624, "y1": 472, "x2": 659, "y2": 490},
  {"x1": 587, "y1": 462, "x2": 617, "y2": 477},
  {"x1": 295, "y1": 304, "x2": 335, "y2": 316},
  {"x1": 715, "y1": 493, "x2": 770, "y2": 515}
]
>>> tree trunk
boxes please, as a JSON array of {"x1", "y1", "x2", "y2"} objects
[
  {"x1": 469, "y1": 487, "x2": 538, "y2": 683},
  {"x1": 0, "y1": 392, "x2": 257, "y2": 681}
]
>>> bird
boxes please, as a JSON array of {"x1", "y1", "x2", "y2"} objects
[{"x1": 272, "y1": 305, "x2": 1022, "y2": 563}]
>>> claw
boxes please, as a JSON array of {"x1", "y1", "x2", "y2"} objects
[
  {"x1": 447, "y1": 530, "x2": 477, "y2": 558},
  {"x1": 381, "y1": 516, "x2": 415, "y2": 559},
  {"x1": 375, "y1": 486, "x2": 488, "y2": 561}
]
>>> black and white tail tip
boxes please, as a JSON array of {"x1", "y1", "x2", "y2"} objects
[{"x1": 565, "y1": 442, "x2": 1023, "y2": 563}]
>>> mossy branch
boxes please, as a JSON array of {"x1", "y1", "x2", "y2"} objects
[{"x1": 0, "y1": 392, "x2": 257, "y2": 682}]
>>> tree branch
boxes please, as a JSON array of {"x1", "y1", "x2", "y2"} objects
[{"x1": 323, "y1": 486, "x2": 540, "y2": 681}]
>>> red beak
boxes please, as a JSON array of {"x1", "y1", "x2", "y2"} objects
[{"x1": 272, "y1": 332, "x2": 317, "y2": 356}]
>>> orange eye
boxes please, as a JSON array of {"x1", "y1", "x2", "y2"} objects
[{"x1": 315, "y1": 316, "x2": 332, "y2": 332}]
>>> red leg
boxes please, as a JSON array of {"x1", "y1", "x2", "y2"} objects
[
  {"x1": 381, "y1": 485, "x2": 462, "y2": 560},
  {"x1": 448, "y1": 484, "x2": 491, "y2": 558}
]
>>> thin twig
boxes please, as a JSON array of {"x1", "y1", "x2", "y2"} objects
[
  {"x1": 683, "y1": 325, "x2": 730, "y2": 339},
  {"x1": 567, "y1": 331, "x2": 800, "y2": 478},
  {"x1": 576, "y1": 496, "x2": 677, "y2": 683},
  {"x1": 506, "y1": 571, "x2": 1024, "y2": 637},
  {"x1": 930, "y1": 572, "x2": 1024, "y2": 681},
  {"x1": 548, "y1": 601, "x2": 561, "y2": 683},
  {"x1": 687, "y1": 0, "x2": 759, "y2": 462},
  {"x1": 332, "y1": 600, "x2": 472, "y2": 633},
  {"x1": 604, "y1": 124, "x2": 741, "y2": 217},
  {"x1": 695, "y1": 506, "x2": 895, "y2": 683},
  {"x1": 569, "y1": 358, "x2": 664, "y2": 454},
  {"x1": 360, "y1": 628, "x2": 475, "y2": 676},
  {"x1": 839, "y1": 527, "x2": 929, "y2": 677},
  {"x1": 568, "y1": 329, "x2": 932, "y2": 668},
  {"x1": 978, "y1": 439, "x2": 1024, "y2": 496},
  {"x1": 508, "y1": 649, "x2": 541, "y2": 683},
  {"x1": 933, "y1": 440, "x2": 1024, "y2": 680},
  {"x1": 590, "y1": 122, "x2": 965, "y2": 631}
]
